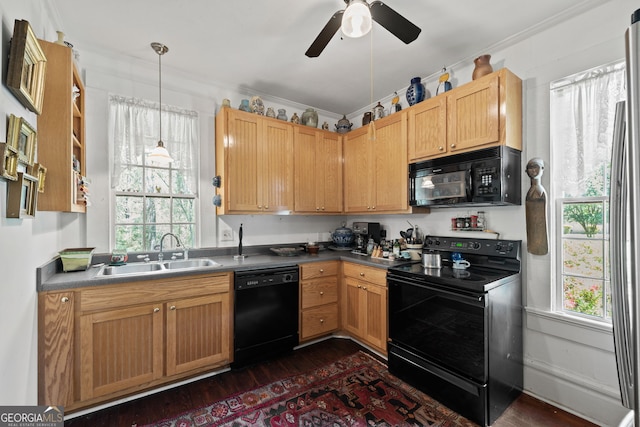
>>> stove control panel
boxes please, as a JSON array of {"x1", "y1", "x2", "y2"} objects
[{"x1": 424, "y1": 236, "x2": 521, "y2": 259}]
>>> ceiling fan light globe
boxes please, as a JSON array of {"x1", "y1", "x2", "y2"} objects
[{"x1": 341, "y1": 1, "x2": 372, "y2": 38}]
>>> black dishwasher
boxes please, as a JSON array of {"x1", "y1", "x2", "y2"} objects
[{"x1": 232, "y1": 265, "x2": 299, "y2": 369}]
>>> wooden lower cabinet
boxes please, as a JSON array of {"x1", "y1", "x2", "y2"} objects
[
  {"x1": 79, "y1": 303, "x2": 164, "y2": 400},
  {"x1": 38, "y1": 291, "x2": 75, "y2": 407},
  {"x1": 166, "y1": 293, "x2": 230, "y2": 376},
  {"x1": 342, "y1": 262, "x2": 388, "y2": 354},
  {"x1": 299, "y1": 261, "x2": 339, "y2": 341},
  {"x1": 38, "y1": 272, "x2": 232, "y2": 411}
]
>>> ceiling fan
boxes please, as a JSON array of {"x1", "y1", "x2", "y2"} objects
[{"x1": 305, "y1": 0, "x2": 422, "y2": 58}]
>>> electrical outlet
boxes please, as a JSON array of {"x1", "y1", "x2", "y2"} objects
[{"x1": 221, "y1": 227, "x2": 233, "y2": 242}]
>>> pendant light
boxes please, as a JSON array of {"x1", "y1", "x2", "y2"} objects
[
  {"x1": 341, "y1": 0, "x2": 372, "y2": 38},
  {"x1": 148, "y1": 42, "x2": 173, "y2": 165}
]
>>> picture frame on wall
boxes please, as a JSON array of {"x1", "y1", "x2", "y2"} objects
[
  {"x1": 6, "y1": 19, "x2": 47, "y2": 114},
  {"x1": 0, "y1": 142, "x2": 19, "y2": 181},
  {"x1": 6, "y1": 172, "x2": 38, "y2": 218},
  {"x1": 29, "y1": 162, "x2": 47, "y2": 193},
  {"x1": 7, "y1": 114, "x2": 36, "y2": 166}
]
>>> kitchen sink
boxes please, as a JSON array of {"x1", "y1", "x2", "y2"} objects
[
  {"x1": 99, "y1": 263, "x2": 165, "y2": 276},
  {"x1": 163, "y1": 259, "x2": 222, "y2": 269},
  {"x1": 97, "y1": 258, "x2": 222, "y2": 277}
]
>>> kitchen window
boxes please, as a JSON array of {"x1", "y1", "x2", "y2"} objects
[
  {"x1": 550, "y1": 61, "x2": 625, "y2": 321},
  {"x1": 109, "y1": 95, "x2": 199, "y2": 252}
]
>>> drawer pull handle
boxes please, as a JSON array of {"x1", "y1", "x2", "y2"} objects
[
  {"x1": 170, "y1": 305, "x2": 176, "y2": 310},
  {"x1": 61, "y1": 296, "x2": 69, "y2": 303},
  {"x1": 153, "y1": 307, "x2": 160, "y2": 313}
]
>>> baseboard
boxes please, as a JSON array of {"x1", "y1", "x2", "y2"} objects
[{"x1": 524, "y1": 356, "x2": 630, "y2": 426}]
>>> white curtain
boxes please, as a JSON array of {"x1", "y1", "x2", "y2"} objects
[
  {"x1": 550, "y1": 61, "x2": 626, "y2": 197},
  {"x1": 108, "y1": 95, "x2": 199, "y2": 190}
]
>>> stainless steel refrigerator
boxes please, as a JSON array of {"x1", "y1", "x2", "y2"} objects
[{"x1": 611, "y1": 7, "x2": 640, "y2": 425}]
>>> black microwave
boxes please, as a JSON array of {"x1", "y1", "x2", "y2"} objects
[{"x1": 409, "y1": 146, "x2": 521, "y2": 207}]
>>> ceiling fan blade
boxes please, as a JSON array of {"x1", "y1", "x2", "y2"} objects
[
  {"x1": 369, "y1": 1, "x2": 421, "y2": 44},
  {"x1": 305, "y1": 10, "x2": 344, "y2": 57}
]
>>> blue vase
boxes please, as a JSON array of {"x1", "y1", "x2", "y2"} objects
[{"x1": 406, "y1": 77, "x2": 425, "y2": 106}]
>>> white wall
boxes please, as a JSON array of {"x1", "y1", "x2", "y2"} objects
[
  {"x1": 0, "y1": 0, "x2": 86, "y2": 406},
  {"x1": 0, "y1": 1, "x2": 635, "y2": 425}
]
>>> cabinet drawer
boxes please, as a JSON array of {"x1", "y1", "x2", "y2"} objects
[
  {"x1": 301, "y1": 278, "x2": 338, "y2": 309},
  {"x1": 342, "y1": 262, "x2": 387, "y2": 285},
  {"x1": 80, "y1": 272, "x2": 232, "y2": 312},
  {"x1": 300, "y1": 261, "x2": 339, "y2": 280},
  {"x1": 301, "y1": 304, "x2": 338, "y2": 340}
]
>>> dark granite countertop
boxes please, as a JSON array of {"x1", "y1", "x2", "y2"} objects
[{"x1": 37, "y1": 245, "x2": 415, "y2": 292}]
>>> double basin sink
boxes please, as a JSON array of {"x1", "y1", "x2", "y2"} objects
[{"x1": 98, "y1": 258, "x2": 222, "y2": 277}]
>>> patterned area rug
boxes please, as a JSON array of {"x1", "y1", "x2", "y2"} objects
[{"x1": 146, "y1": 351, "x2": 476, "y2": 427}]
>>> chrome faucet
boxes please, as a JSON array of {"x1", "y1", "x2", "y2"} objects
[{"x1": 158, "y1": 232, "x2": 183, "y2": 263}]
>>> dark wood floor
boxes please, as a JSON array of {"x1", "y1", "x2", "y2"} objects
[{"x1": 65, "y1": 338, "x2": 597, "y2": 427}]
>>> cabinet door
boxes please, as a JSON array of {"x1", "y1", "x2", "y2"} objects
[
  {"x1": 318, "y1": 132, "x2": 343, "y2": 213},
  {"x1": 372, "y1": 113, "x2": 408, "y2": 212},
  {"x1": 343, "y1": 130, "x2": 374, "y2": 213},
  {"x1": 343, "y1": 277, "x2": 364, "y2": 337},
  {"x1": 408, "y1": 95, "x2": 447, "y2": 161},
  {"x1": 362, "y1": 284, "x2": 387, "y2": 351},
  {"x1": 38, "y1": 292, "x2": 74, "y2": 406},
  {"x1": 80, "y1": 304, "x2": 163, "y2": 400},
  {"x1": 447, "y1": 73, "x2": 500, "y2": 152},
  {"x1": 293, "y1": 127, "x2": 320, "y2": 213},
  {"x1": 166, "y1": 293, "x2": 230, "y2": 376},
  {"x1": 227, "y1": 110, "x2": 260, "y2": 212},
  {"x1": 260, "y1": 119, "x2": 294, "y2": 212}
]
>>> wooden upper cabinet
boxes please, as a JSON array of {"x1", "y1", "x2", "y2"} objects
[
  {"x1": 408, "y1": 68, "x2": 522, "y2": 162},
  {"x1": 215, "y1": 108, "x2": 293, "y2": 214},
  {"x1": 407, "y1": 95, "x2": 447, "y2": 159},
  {"x1": 344, "y1": 112, "x2": 409, "y2": 214},
  {"x1": 37, "y1": 40, "x2": 86, "y2": 212},
  {"x1": 294, "y1": 127, "x2": 343, "y2": 213}
]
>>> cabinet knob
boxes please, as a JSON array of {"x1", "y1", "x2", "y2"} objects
[
  {"x1": 61, "y1": 296, "x2": 69, "y2": 303},
  {"x1": 170, "y1": 305, "x2": 176, "y2": 310},
  {"x1": 153, "y1": 307, "x2": 160, "y2": 313},
  {"x1": 316, "y1": 207, "x2": 320, "y2": 211},
  {"x1": 320, "y1": 319, "x2": 324, "y2": 323},
  {"x1": 450, "y1": 143, "x2": 456, "y2": 149},
  {"x1": 321, "y1": 207, "x2": 325, "y2": 211},
  {"x1": 265, "y1": 205, "x2": 269, "y2": 209},
  {"x1": 438, "y1": 146, "x2": 444, "y2": 151},
  {"x1": 359, "y1": 272, "x2": 365, "y2": 277},
  {"x1": 357, "y1": 285, "x2": 362, "y2": 289},
  {"x1": 363, "y1": 286, "x2": 367, "y2": 290},
  {"x1": 319, "y1": 269, "x2": 324, "y2": 273},
  {"x1": 258, "y1": 205, "x2": 263, "y2": 209},
  {"x1": 320, "y1": 291, "x2": 324, "y2": 296}
]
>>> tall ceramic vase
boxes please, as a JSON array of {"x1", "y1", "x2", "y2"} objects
[
  {"x1": 406, "y1": 77, "x2": 425, "y2": 106},
  {"x1": 472, "y1": 54, "x2": 493, "y2": 80}
]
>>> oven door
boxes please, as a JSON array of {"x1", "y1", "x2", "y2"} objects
[
  {"x1": 409, "y1": 164, "x2": 471, "y2": 206},
  {"x1": 388, "y1": 274, "x2": 487, "y2": 383}
]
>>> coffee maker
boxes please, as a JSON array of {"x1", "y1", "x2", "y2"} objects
[{"x1": 352, "y1": 222, "x2": 381, "y2": 255}]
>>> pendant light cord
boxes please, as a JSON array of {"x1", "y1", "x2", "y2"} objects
[
  {"x1": 158, "y1": 49, "x2": 162, "y2": 143},
  {"x1": 368, "y1": 28, "x2": 376, "y2": 141}
]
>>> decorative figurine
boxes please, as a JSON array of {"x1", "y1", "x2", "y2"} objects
[
  {"x1": 290, "y1": 112, "x2": 300, "y2": 124},
  {"x1": 436, "y1": 67, "x2": 452, "y2": 95},
  {"x1": 525, "y1": 157, "x2": 549, "y2": 255}
]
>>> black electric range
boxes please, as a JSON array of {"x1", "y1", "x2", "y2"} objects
[{"x1": 387, "y1": 235, "x2": 523, "y2": 427}]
